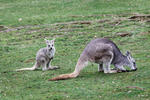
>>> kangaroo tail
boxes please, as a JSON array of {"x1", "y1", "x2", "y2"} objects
[
  {"x1": 16, "y1": 63, "x2": 38, "y2": 71},
  {"x1": 16, "y1": 67, "x2": 36, "y2": 71},
  {"x1": 16, "y1": 62, "x2": 39, "y2": 71},
  {"x1": 48, "y1": 72, "x2": 78, "y2": 81},
  {"x1": 49, "y1": 57, "x2": 88, "y2": 81}
]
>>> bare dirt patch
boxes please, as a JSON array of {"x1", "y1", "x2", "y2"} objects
[
  {"x1": 139, "y1": 31, "x2": 150, "y2": 35},
  {"x1": 129, "y1": 14, "x2": 150, "y2": 22},
  {"x1": 24, "y1": 58, "x2": 35, "y2": 63},
  {"x1": 1, "y1": 13, "x2": 149, "y2": 39},
  {"x1": 116, "y1": 32, "x2": 131, "y2": 37}
]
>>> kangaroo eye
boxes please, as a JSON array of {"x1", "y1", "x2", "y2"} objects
[
  {"x1": 48, "y1": 45, "x2": 50, "y2": 47},
  {"x1": 133, "y1": 62, "x2": 136, "y2": 66},
  {"x1": 52, "y1": 44, "x2": 53, "y2": 46}
]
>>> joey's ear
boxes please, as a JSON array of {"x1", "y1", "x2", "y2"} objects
[
  {"x1": 44, "y1": 39, "x2": 49, "y2": 44},
  {"x1": 51, "y1": 38, "x2": 55, "y2": 44}
]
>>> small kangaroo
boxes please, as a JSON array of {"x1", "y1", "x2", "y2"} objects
[
  {"x1": 49, "y1": 38, "x2": 137, "y2": 81},
  {"x1": 16, "y1": 39, "x2": 59, "y2": 71}
]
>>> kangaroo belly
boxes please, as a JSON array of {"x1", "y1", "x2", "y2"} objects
[
  {"x1": 94, "y1": 54, "x2": 112, "y2": 63},
  {"x1": 83, "y1": 42, "x2": 113, "y2": 63}
]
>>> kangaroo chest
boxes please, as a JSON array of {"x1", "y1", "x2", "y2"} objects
[{"x1": 47, "y1": 49, "x2": 55, "y2": 59}]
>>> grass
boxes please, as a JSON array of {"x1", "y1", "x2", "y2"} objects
[
  {"x1": 1, "y1": 0, "x2": 150, "y2": 26},
  {"x1": 0, "y1": 0, "x2": 150, "y2": 100}
]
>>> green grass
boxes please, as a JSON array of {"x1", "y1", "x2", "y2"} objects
[
  {"x1": 0, "y1": 0, "x2": 150, "y2": 100},
  {"x1": 1, "y1": 0, "x2": 150, "y2": 26}
]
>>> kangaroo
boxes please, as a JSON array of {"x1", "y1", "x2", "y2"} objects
[
  {"x1": 49, "y1": 38, "x2": 137, "y2": 81},
  {"x1": 16, "y1": 39, "x2": 59, "y2": 71}
]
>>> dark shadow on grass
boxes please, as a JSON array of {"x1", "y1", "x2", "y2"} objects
[{"x1": 1, "y1": 70, "x2": 15, "y2": 73}]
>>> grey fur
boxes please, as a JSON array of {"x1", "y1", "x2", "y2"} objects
[
  {"x1": 48, "y1": 38, "x2": 137, "y2": 81},
  {"x1": 16, "y1": 39, "x2": 58, "y2": 71},
  {"x1": 73, "y1": 38, "x2": 137, "y2": 75}
]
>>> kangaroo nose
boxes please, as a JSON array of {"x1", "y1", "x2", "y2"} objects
[{"x1": 49, "y1": 47, "x2": 52, "y2": 51}]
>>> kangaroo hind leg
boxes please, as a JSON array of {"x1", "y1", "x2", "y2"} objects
[
  {"x1": 98, "y1": 63, "x2": 103, "y2": 72},
  {"x1": 47, "y1": 60, "x2": 59, "y2": 70}
]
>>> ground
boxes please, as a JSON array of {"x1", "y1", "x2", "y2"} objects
[{"x1": 0, "y1": 0, "x2": 150, "y2": 100}]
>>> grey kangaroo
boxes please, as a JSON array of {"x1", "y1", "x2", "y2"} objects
[
  {"x1": 49, "y1": 38, "x2": 137, "y2": 81},
  {"x1": 16, "y1": 39, "x2": 59, "y2": 71}
]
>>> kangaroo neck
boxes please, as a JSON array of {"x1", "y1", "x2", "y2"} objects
[
  {"x1": 112, "y1": 52, "x2": 126, "y2": 65},
  {"x1": 46, "y1": 47, "x2": 55, "y2": 58}
]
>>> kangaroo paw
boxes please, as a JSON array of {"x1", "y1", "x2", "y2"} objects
[
  {"x1": 104, "y1": 69, "x2": 117, "y2": 73},
  {"x1": 48, "y1": 66, "x2": 60, "y2": 70},
  {"x1": 98, "y1": 70, "x2": 104, "y2": 72},
  {"x1": 108, "y1": 70, "x2": 118, "y2": 73},
  {"x1": 117, "y1": 69, "x2": 130, "y2": 73}
]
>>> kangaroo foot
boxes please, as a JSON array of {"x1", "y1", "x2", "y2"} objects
[
  {"x1": 104, "y1": 69, "x2": 117, "y2": 73},
  {"x1": 48, "y1": 66, "x2": 60, "y2": 70},
  {"x1": 116, "y1": 69, "x2": 130, "y2": 73},
  {"x1": 98, "y1": 70, "x2": 104, "y2": 72}
]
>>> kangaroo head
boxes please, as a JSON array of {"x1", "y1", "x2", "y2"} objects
[
  {"x1": 45, "y1": 38, "x2": 55, "y2": 50},
  {"x1": 125, "y1": 51, "x2": 137, "y2": 71}
]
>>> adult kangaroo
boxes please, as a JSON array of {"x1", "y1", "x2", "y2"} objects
[{"x1": 49, "y1": 38, "x2": 137, "y2": 81}]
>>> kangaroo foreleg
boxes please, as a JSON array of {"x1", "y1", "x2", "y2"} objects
[
  {"x1": 103, "y1": 52, "x2": 117, "y2": 73},
  {"x1": 103, "y1": 61, "x2": 117, "y2": 74}
]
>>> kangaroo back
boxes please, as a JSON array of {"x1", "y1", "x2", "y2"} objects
[{"x1": 88, "y1": 38, "x2": 123, "y2": 64}]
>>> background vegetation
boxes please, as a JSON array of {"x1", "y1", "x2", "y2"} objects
[{"x1": 0, "y1": 0, "x2": 150, "y2": 100}]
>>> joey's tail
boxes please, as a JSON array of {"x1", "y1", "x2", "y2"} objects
[
  {"x1": 16, "y1": 63, "x2": 38, "y2": 71},
  {"x1": 48, "y1": 57, "x2": 88, "y2": 81},
  {"x1": 16, "y1": 67, "x2": 35, "y2": 71}
]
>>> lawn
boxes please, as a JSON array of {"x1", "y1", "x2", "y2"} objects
[{"x1": 0, "y1": 0, "x2": 150, "y2": 100}]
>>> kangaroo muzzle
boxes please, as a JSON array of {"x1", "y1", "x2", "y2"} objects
[{"x1": 131, "y1": 68, "x2": 137, "y2": 71}]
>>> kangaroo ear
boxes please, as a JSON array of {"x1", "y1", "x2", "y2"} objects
[
  {"x1": 51, "y1": 38, "x2": 55, "y2": 44},
  {"x1": 126, "y1": 51, "x2": 131, "y2": 56},
  {"x1": 44, "y1": 39, "x2": 49, "y2": 44},
  {"x1": 126, "y1": 51, "x2": 131, "y2": 57}
]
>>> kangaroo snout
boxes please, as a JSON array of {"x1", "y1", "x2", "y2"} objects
[
  {"x1": 49, "y1": 48, "x2": 52, "y2": 50},
  {"x1": 131, "y1": 68, "x2": 137, "y2": 71}
]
